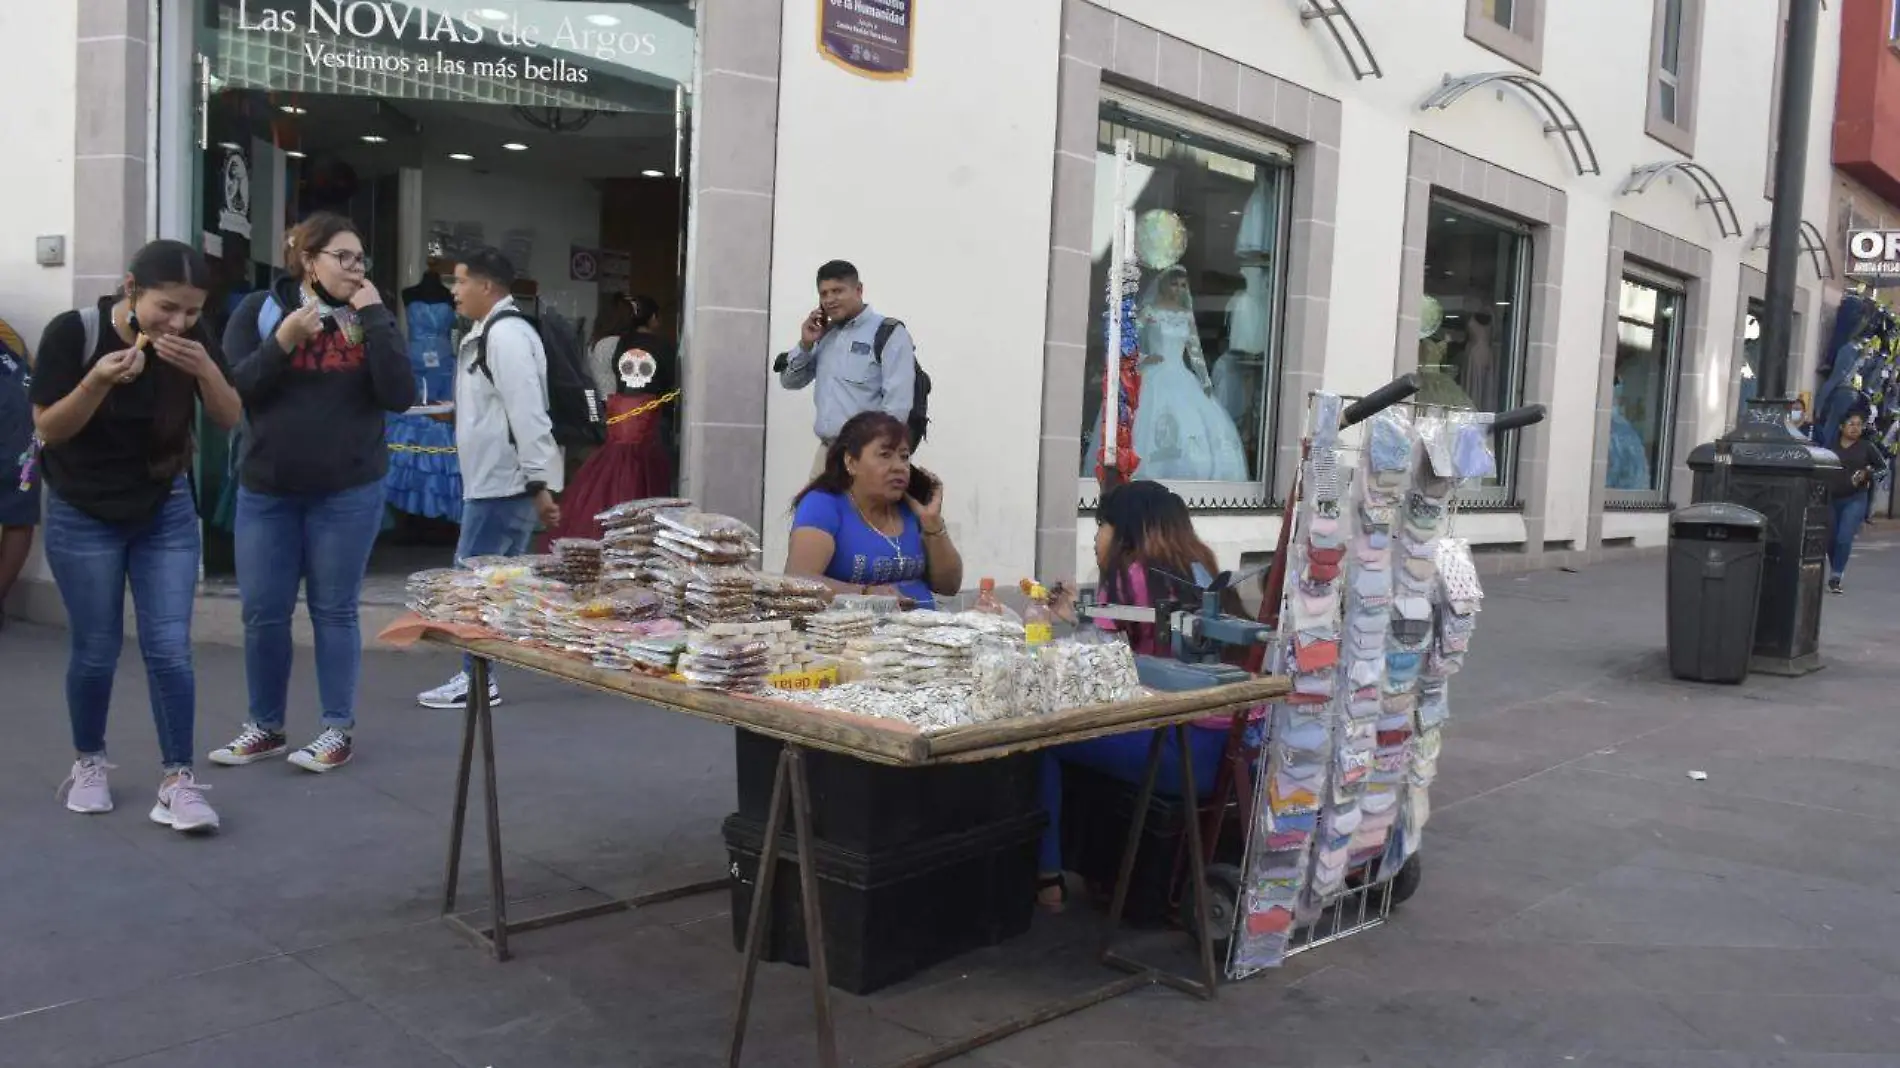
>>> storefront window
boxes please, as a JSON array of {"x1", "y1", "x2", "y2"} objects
[
  {"x1": 1079, "y1": 93, "x2": 1291, "y2": 504},
  {"x1": 1418, "y1": 200, "x2": 1529, "y2": 499},
  {"x1": 1606, "y1": 275, "x2": 1685, "y2": 503},
  {"x1": 175, "y1": 0, "x2": 695, "y2": 576}
]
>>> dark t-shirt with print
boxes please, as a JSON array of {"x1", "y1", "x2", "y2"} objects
[{"x1": 27, "y1": 297, "x2": 231, "y2": 523}]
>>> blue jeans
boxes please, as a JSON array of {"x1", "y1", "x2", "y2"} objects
[
  {"x1": 455, "y1": 494, "x2": 537, "y2": 676},
  {"x1": 236, "y1": 480, "x2": 386, "y2": 732},
  {"x1": 1829, "y1": 493, "x2": 1871, "y2": 579},
  {"x1": 1039, "y1": 727, "x2": 1228, "y2": 874},
  {"x1": 43, "y1": 480, "x2": 201, "y2": 770}
]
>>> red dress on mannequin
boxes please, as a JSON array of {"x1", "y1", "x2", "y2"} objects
[{"x1": 547, "y1": 329, "x2": 678, "y2": 543}]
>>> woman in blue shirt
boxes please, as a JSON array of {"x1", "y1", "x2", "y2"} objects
[{"x1": 786, "y1": 411, "x2": 963, "y2": 607}]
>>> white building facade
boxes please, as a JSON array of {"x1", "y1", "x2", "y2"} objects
[{"x1": 0, "y1": 0, "x2": 1844, "y2": 616}]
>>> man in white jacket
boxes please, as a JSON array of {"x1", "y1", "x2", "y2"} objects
[{"x1": 418, "y1": 247, "x2": 564, "y2": 709}]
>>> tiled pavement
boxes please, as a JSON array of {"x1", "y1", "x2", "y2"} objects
[{"x1": 3, "y1": 537, "x2": 1899, "y2": 1066}]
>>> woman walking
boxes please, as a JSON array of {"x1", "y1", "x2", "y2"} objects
[
  {"x1": 211, "y1": 213, "x2": 415, "y2": 773},
  {"x1": 1826, "y1": 410, "x2": 1886, "y2": 594},
  {"x1": 30, "y1": 240, "x2": 241, "y2": 830}
]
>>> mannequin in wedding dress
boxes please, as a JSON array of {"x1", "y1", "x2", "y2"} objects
[{"x1": 1084, "y1": 266, "x2": 1251, "y2": 481}]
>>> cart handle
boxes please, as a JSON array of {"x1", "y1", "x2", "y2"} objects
[
  {"x1": 1490, "y1": 403, "x2": 1547, "y2": 437},
  {"x1": 1341, "y1": 373, "x2": 1422, "y2": 429}
]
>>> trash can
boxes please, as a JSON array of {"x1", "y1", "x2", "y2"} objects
[{"x1": 1667, "y1": 503, "x2": 1767, "y2": 684}]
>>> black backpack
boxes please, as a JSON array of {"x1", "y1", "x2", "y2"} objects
[
  {"x1": 873, "y1": 318, "x2": 932, "y2": 448},
  {"x1": 472, "y1": 306, "x2": 604, "y2": 448}
]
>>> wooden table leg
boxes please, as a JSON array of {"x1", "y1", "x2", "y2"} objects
[{"x1": 727, "y1": 745, "x2": 838, "y2": 1068}]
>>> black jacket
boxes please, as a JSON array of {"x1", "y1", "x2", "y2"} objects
[{"x1": 224, "y1": 277, "x2": 416, "y2": 496}]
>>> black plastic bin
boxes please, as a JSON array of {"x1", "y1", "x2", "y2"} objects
[
  {"x1": 733, "y1": 730, "x2": 1041, "y2": 853},
  {"x1": 1667, "y1": 502, "x2": 1767, "y2": 684},
  {"x1": 722, "y1": 810, "x2": 1045, "y2": 995},
  {"x1": 1058, "y1": 762, "x2": 1246, "y2": 925}
]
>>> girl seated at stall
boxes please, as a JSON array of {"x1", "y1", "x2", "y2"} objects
[{"x1": 1039, "y1": 480, "x2": 1251, "y2": 911}]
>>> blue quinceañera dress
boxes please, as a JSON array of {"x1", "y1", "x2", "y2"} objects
[{"x1": 383, "y1": 298, "x2": 463, "y2": 521}]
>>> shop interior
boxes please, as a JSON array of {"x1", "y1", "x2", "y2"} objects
[{"x1": 191, "y1": 1, "x2": 692, "y2": 581}]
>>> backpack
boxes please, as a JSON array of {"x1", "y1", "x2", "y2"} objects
[
  {"x1": 872, "y1": 318, "x2": 932, "y2": 448},
  {"x1": 472, "y1": 306, "x2": 604, "y2": 448}
]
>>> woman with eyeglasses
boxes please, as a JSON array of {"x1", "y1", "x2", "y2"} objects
[{"x1": 210, "y1": 213, "x2": 415, "y2": 774}]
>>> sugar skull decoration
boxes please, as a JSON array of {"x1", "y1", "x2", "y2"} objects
[
  {"x1": 1136, "y1": 209, "x2": 1189, "y2": 270},
  {"x1": 617, "y1": 348, "x2": 658, "y2": 390}
]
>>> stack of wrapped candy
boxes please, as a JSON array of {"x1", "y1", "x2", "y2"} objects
[
  {"x1": 651, "y1": 511, "x2": 758, "y2": 570},
  {"x1": 801, "y1": 609, "x2": 876, "y2": 656},
  {"x1": 677, "y1": 634, "x2": 771, "y2": 692},
  {"x1": 587, "y1": 618, "x2": 688, "y2": 671},
  {"x1": 547, "y1": 538, "x2": 603, "y2": 586},
  {"x1": 626, "y1": 632, "x2": 690, "y2": 678},
  {"x1": 704, "y1": 618, "x2": 812, "y2": 676},
  {"x1": 646, "y1": 564, "x2": 689, "y2": 619},
  {"x1": 682, "y1": 565, "x2": 758, "y2": 629},
  {"x1": 405, "y1": 568, "x2": 483, "y2": 624},
  {"x1": 754, "y1": 573, "x2": 833, "y2": 623},
  {"x1": 596, "y1": 497, "x2": 693, "y2": 573}
]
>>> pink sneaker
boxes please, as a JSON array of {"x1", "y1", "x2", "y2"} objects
[
  {"x1": 150, "y1": 770, "x2": 220, "y2": 834},
  {"x1": 57, "y1": 756, "x2": 116, "y2": 814}
]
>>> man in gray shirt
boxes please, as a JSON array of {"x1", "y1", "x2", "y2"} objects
[{"x1": 776, "y1": 260, "x2": 918, "y2": 477}]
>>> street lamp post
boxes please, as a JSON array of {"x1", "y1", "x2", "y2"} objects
[
  {"x1": 1685, "y1": 0, "x2": 1834, "y2": 678},
  {"x1": 1757, "y1": 0, "x2": 1822, "y2": 396}
]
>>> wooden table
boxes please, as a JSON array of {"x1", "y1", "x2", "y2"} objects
[{"x1": 422, "y1": 632, "x2": 1289, "y2": 1068}]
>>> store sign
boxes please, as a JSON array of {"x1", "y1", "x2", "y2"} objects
[
  {"x1": 1846, "y1": 229, "x2": 1900, "y2": 277},
  {"x1": 228, "y1": 1, "x2": 690, "y2": 89},
  {"x1": 569, "y1": 246, "x2": 599, "y2": 282},
  {"x1": 818, "y1": 0, "x2": 914, "y2": 81}
]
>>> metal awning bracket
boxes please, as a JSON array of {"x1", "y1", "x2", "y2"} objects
[
  {"x1": 1293, "y1": 0, "x2": 1384, "y2": 80},
  {"x1": 1619, "y1": 159, "x2": 1743, "y2": 239}
]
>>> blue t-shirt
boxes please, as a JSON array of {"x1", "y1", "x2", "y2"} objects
[{"x1": 792, "y1": 490, "x2": 933, "y2": 607}]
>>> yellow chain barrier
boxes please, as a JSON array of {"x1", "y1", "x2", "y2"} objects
[
  {"x1": 386, "y1": 391, "x2": 680, "y2": 452},
  {"x1": 607, "y1": 390, "x2": 681, "y2": 426}
]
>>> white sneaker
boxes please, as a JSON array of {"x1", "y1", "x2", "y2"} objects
[
  {"x1": 417, "y1": 671, "x2": 502, "y2": 709},
  {"x1": 57, "y1": 756, "x2": 116, "y2": 814},
  {"x1": 150, "y1": 770, "x2": 219, "y2": 834}
]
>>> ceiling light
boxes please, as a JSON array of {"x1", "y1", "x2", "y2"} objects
[
  {"x1": 501, "y1": 142, "x2": 528, "y2": 151},
  {"x1": 217, "y1": 141, "x2": 242, "y2": 151},
  {"x1": 280, "y1": 105, "x2": 306, "y2": 115},
  {"x1": 449, "y1": 152, "x2": 474, "y2": 161},
  {"x1": 361, "y1": 134, "x2": 387, "y2": 144},
  {"x1": 641, "y1": 169, "x2": 665, "y2": 177},
  {"x1": 472, "y1": 8, "x2": 507, "y2": 20},
  {"x1": 585, "y1": 13, "x2": 620, "y2": 26},
  {"x1": 284, "y1": 149, "x2": 307, "y2": 159}
]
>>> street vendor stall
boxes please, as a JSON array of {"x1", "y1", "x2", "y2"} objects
[{"x1": 384, "y1": 547, "x2": 1288, "y2": 1068}]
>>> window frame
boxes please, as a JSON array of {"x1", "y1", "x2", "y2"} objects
[
  {"x1": 1464, "y1": 0, "x2": 1544, "y2": 73},
  {"x1": 1076, "y1": 88, "x2": 1296, "y2": 511},
  {"x1": 1646, "y1": 0, "x2": 1704, "y2": 155},
  {"x1": 1423, "y1": 195, "x2": 1534, "y2": 510},
  {"x1": 1605, "y1": 265, "x2": 1688, "y2": 510}
]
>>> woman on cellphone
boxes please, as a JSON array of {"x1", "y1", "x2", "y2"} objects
[
  {"x1": 30, "y1": 240, "x2": 240, "y2": 831},
  {"x1": 210, "y1": 213, "x2": 415, "y2": 774},
  {"x1": 785, "y1": 411, "x2": 962, "y2": 608}
]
